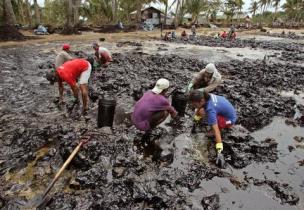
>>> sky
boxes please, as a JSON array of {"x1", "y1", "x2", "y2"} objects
[{"x1": 36, "y1": 0, "x2": 286, "y2": 14}]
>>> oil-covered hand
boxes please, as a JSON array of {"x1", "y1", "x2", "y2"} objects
[
  {"x1": 215, "y1": 152, "x2": 226, "y2": 168},
  {"x1": 193, "y1": 115, "x2": 202, "y2": 122}
]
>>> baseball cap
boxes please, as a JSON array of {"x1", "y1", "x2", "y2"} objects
[
  {"x1": 152, "y1": 78, "x2": 170, "y2": 94},
  {"x1": 92, "y1": 42, "x2": 99, "y2": 49},
  {"x1": 62, "y1": 44, "x2": 70, "y2": 50},
  {"x1": 205, "y1": 63, "x2": 217, "y2": 74}
]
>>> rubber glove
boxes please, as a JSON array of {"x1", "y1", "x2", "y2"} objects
[
  {"x1": 187, "y1": 83, "x2": 193, "y2": 92},
  {"x1": 193, "y1": 115, "x2": 202, "y2": 122},
  {"x1": 215, "y1": 142, "x2": 223, "y2": 153}
]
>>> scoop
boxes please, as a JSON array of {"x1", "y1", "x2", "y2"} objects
[{"x1": 24, "y1": 136, "x2": 90, "y2": 208}]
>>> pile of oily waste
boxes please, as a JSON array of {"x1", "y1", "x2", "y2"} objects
[
  {"x1": 264, "y1": 31, "x2": 304, "y2": 40},
  {"x1": 164, "y1": 36, "x2": 304, "y2": 53},
  {"x1": 1, "y1": 48, "x2": 303, "y2": 209}
]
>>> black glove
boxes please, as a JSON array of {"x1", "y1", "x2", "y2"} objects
[{"x1": 215, "y1": 152, "x2": 226, "y2": 169}]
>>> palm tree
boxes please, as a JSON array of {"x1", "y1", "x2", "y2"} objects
[
  {"x1": 258, "y1": 0, "x2": 267, "y2": 13},
  {"x1": 272, "y1": 0, "x2": 280, "y2": 20},
  {"x1": 186, "y1": 0, "x2": 207, "y2": 24},
  {"x1": 159, "y1": 0, "x2": 168, "y2": 25},
  {"x1": 235, "y1": 0, "x2": 244, "y2": 22},
  {"x1": 2, "y1": 0, "x2": 16, "y2": 25},
  {"x1": 249, "y1": 1, "x2": 258, "y2": 16},
  {"x1": 33, "y1": 0, "x2": 41, "y2": 25}
]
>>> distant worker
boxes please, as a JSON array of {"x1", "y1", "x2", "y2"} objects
[
  {"x1": 187, "y1": 63, "x2": 222, "y2": 93},
  {"x1": 55, "y1": 44, "x2": 73, "y2": 69},
  {"x1": 191, "y1": 25, "x2": 197, "y2": 36},
  {"x1": 189, "y1": 90, "x2": 237, "y2": 168},
  {"x1": 181, "y1": 30, "x2": 188, "y2": 39},
  {"x1": 221, "y1": 31, "x2": 228, "y2": 39},
  {"x1": 92, "y1": 43, "x2": 113, "y2": 67},
  {"x1": 164, "y1": 31, "x2": 171, "y2": 41},
  {"x1": 47, "y1": 58, "x2": 92, "y2": 114},
  {"x1": 132, "y1": 78, "x2": 177, "y2": 133}
]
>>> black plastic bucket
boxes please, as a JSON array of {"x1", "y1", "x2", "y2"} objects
[
  {"x1": 171, "y1": 91, "x2": 187, "y2": 116},
  {"x1": 97, "y1": 97, "x2": 116, "y2": 128}
]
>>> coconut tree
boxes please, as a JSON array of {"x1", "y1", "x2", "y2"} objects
[
  {"x1": 185, "y1": 0, "x2": 207, "y2": 25},
  {"x1": 272, "y1": 0, "x2": 280, "y2": 20},
  {"x1": 2, "y1": 0, "x2": 16, "y2": 25},
  {"x1": 159, "y1": 0, "x2": 169, "y2": 25},
  {"x1": 33, "y1": 0, "x2": 41, "y2": 25},
  {"x1": 249, "y1": 1, "x2": 258, "y2": 16}
]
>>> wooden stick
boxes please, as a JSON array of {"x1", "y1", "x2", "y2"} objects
[{"x1": 41, "y1": 141, "x2": 84, "y2": 199}]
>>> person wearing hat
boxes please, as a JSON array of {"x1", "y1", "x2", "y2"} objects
[
  {"x1": 47, "y1": 58, "x2": 92, "y2": 114},
  {"x1": 55, "y1": 44, "x2": 73, "y2": 69},
  {"x1": 188, "y1": 90, "x2": 237, "y2": 168},
  {"x1": 132, "y1": 78, "x2": 177, "y2": 132},
  {"x1": 187, "y1": 63, "x2": 222, "y2": 94},
  {"x1": 92, "y1": 43, "x2": 113, "y2": 67}
]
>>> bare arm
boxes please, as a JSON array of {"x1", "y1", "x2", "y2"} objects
[
  {"x1": 204, "y1": 80, "x2": 222, "y2": 93},
  {"x1": 80, "y1": 84, "x2": 89, "y2": 111},
  {"x1": 212, "y1": 124, "x2": 222, "y2": 144}
]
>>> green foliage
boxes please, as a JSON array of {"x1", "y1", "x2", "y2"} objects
[{"x1": 42, "y1": 0, "x2": 66, "y2": 26}]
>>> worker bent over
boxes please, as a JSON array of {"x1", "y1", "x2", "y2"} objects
[
  {"x1": 132, "y1": 78, "x2": 177, "y2": 133},
  {"x1": 187, "y1": 63, "x2": 222, "y2": 93},
  {"x1": 189, "y1": 90, "x2": 237, "y2": 160},
  {"x1": 56, "y1": 59, "x2": 92, "y2": 114},
  {"x1": 92, "y1": 43, "x2": 113, "y2": 67}
]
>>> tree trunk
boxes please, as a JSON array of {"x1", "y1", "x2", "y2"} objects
[
  {"x1": 67, "y1": 0, "x2": 74, "y2": 27},
  {"x1": 3, "y1": 0, "x2": 16, "y2": 26},
  {"x1": 19, "y1": 1, "x2": 25, "y2": 25},
  {"x1": 73, "y1": 0, "x2": 80, "y2": 26},
  {"x1": 164, "y1": 0, "x2": 168, "y2": 26},
  {"x1": 112, "y1": 0, "x2": 118, "y2": 23},
  {"x1": 136, "y1": 1, "x2": 142, "y2": 29},
  {"x1": 25, "y1": 0, "x2": 32, "y2": 26},
  {"x1": 33, "y1": 0, "x2": 40, "y2": 25},
  {"x1": 174, "y1": 0, "x2": 180, "y2": 28}
]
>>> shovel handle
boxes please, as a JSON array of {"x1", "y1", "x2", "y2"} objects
[{"x1": 42, "y1": 141, "x2": 84, "y2": 199}]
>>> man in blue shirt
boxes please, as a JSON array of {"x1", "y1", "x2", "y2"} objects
[{"x1": 189, "y1": 90, "x2": 237, "y2": 155}]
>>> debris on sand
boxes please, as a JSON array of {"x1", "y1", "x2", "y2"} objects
[
  {"x1": 201, "y1": 194, "x2": 220, "y2": 210},
  {"x1": 0, "y1": 26, "x2": 25, "y2": 41},
  {"x1": 245, "y1": 177, "x2": 300, "y2": 205},
  {"x1": 165, "y1": 36, "x2": 304, "y2": 53}
]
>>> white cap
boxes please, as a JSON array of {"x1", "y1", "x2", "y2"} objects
[
  {"x1": 152, "y1": 78, "x2": 170, "y2": 94},
  {"x1": 205, "y1": 63, "x2": 217, "y2": 74}
]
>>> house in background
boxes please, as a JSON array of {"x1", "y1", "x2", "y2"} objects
[{"x1": 130, "y1": 6, "x2": 173, "y2": 26}]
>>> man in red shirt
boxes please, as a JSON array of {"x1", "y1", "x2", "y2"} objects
[{"x1": 56, "y1": 58, "x2": 92, "y2": 114}]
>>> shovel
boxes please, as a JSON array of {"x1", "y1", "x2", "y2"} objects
[{"x1": 25, "y1": 136, "x2": 90, "y2": 209}]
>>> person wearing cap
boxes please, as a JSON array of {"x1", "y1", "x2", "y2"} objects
[
  {"x1": 49, "y1": 58, "x2": 92, "y2": 114},
  {"x1": 54, "y1": 44, "x2": 73, "y2": 69},
  {"x1": 132, "y1": 78, "x2": 177, "y2": 132},
  {"x1": 188, "y1": 90, "x2": 237, "y2": 166},
  {"x1": 92, "y1": 43, "x2": 113, "y2": 67},
  {"x1": 187, "y1": 63, "x2": 222, "y2": 94}
]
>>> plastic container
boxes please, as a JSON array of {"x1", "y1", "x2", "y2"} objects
[
  {"x1": 171, "y1": 91, "x2": 187, "y2": 116},
  {"x1": 97, "y1": 97, "x2": 116, "y2": 128}
]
